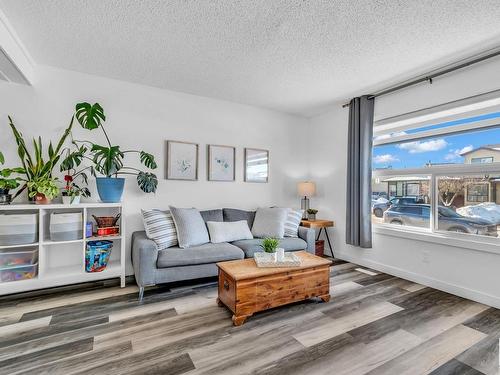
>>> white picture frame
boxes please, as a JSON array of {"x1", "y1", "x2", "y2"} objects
[
  {"x1": 207, "y1": 144, "x2": 235, "y2": 182},
  {"x1": 166, "y1": 140, "x2": 199, "y2": 180},
  {"x1": 244, "y1": 148, "x2": 269, "y2": 183}
]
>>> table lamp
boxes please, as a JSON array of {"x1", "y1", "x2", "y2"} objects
[{"x1": 298, "y1": 181, "x2": 316, "y2": 219}]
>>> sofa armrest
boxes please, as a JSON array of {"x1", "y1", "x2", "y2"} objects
[
  {"x1": 298, "y1": 226, "x2": 315, "y2": 254},
  {"x1": 132, "y1": 231, "x2": 159, "y2": 287}
]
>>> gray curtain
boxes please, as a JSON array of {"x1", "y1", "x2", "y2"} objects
[{"x1": 346, "y1": 95, "x2": 374, "y2": 248}]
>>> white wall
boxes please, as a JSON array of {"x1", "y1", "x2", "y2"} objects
[
  {"x1": 0, "y1": 65, "x2": 309, "y2": 274},
  {"x1": 308, "y1": 56, "x2": 500, "y2": 309}
]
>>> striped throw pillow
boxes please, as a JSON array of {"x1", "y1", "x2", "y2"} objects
[
  {"x1": 141, "y1": 209, "x2": 178, "y2": 250},
  {"x1": 284, "y1": 209, "x2": 304, "y2": 237}
]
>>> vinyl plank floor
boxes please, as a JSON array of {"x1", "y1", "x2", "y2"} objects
[
  {"x1": 0, "y1": 261, "x2": 497, "y2": 375},
  {"x1": 366, "y1": 324, "x2": 487, "y2": 375}
]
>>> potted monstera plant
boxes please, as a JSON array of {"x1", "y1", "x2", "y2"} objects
[{"x1": 62, "y1": 103, "x2": 158, "y2": 202}]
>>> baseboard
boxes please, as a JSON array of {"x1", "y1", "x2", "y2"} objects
[{"x1": 335, "y1": 251, "x2": 500, "y2": 309}]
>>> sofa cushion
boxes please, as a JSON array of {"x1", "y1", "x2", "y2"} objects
[
  {"x1": 251, "y1": 207, "x2": 288, "y2": 238},
  {"x1": 223, "y1": 208, "x2": 256, "y2": 228},
  {"x1": 284, "y1": 208, "x2": 304, "y2": 238},
  {"x1": 232, "y1": 238, "x2": 307, "y2": 258},
  {"x1": 206, "y1": 220, "x2": 253, "y2": 243},
  {"x1": 200, "y1": 209, "x2": 223, "y2": 223},
  {"x1": 157, "y1": 242, "x2": 244, "y2": 268},
  {"x1": 141, "y1": 209, "x2": 178, "y2": 250},
  {"x1": 169, "y1": 206, "x2": 210, "y2": 248}
]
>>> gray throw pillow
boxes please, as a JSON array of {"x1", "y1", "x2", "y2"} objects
[
  {"x1": 200, "y1": 209, "x2": 223, "y2": 223},
  {"x1": 251, "y1": 207, "x2": 288, "y2": 238},
  {"x1": 223, "y1": 208, "x2": 256, "y2": 228},
  {"x1": 169, "y1": 206, "x2": 210, "y2": 248}
]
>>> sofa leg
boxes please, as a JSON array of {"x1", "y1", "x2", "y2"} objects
[{"x1": 138, "y1": 287, "x2": 145, "y2": 302}]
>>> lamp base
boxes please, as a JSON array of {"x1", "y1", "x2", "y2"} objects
[{"x1": 300, "y1": 197, "x2": 309, "y2": 219}]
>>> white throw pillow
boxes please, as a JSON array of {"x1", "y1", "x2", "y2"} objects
[
  {"x1": 251, "y1": 207, "x2": 288, "y2": 238},
  {"x1": 284, "y1": 208, "x2": 304, "y2": 237},
  {"x1": 206, "y1": 220, "x2": 253, "y2": 243},
  {"x1": 141, "y1": 209, "x2": 178, "y2": 250}
]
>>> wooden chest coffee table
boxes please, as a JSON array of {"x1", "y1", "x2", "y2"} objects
[{"x1": 216, "y1": 251, "x2": 332, "y2": 326}]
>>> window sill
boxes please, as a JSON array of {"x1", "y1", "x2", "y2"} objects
[{"x1": 373, "y1": 224, "x2": 500, "y2": 255}]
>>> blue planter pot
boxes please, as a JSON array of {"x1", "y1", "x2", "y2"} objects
[{"x1": 96, "y1": 177, "x2": 125, "y2": 203}]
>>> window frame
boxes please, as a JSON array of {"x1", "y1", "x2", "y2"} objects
[{"x1": 372, "y1": 162, "x2": 500, "y2": 254}]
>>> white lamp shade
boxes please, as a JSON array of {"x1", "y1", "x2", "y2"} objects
[{"x1": 298, "y1": 181, "x2": 316, "y2": 197}]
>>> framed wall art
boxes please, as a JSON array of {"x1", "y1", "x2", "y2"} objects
[
  {"x1": 244, "y1": 148, "x2": 269, "y2": 183},
  {"x1": 207, "y1": 144, "x2": 235, "y2": 181},
  {"x1": 165, "y1": 140, "x2": 199, "y2": 180}
]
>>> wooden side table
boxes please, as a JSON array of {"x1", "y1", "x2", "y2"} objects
[{"x1": 300, "y1": 219, "x2": 335, "y2": 258}]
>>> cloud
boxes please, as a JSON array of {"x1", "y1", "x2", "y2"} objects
[
  {"x1": 374, "y1": 131, "x2": 407, "y2": 141},
  {"x1": 373, "y1": 154, "x2": 399, "y2": 164},
  {"x1": 444, "y1": 145, "x2": 473, "y2": 161},
  {"x1": 397, "y1": 139, "x2": 448, "y2": 154}
]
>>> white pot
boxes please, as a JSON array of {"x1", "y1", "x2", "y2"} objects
[
  {"x1": 62, "y1": 195, "x2": 81, "y2": 205},
  {"x1": 276, "y1": 248, "x2": 285, "y2": 262}
]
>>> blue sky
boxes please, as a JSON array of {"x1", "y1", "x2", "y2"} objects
[{"x1": 373, "y1": 114, "x2": 500, "y2": 169}]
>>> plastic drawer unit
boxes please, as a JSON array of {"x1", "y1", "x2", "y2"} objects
[
  {"x1": 0, "y1": 263, "x2": 38, "y2": 282},
  {"x1": 0, "y1": 248, "x2": 38, "y2": 268}
]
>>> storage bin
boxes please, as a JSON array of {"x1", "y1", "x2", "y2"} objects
[
  {"x1": 0, "y1": 263, "x2": 38, "y2": 282},
  {"x1": 0, "y1": 248, "x2": 38, "y2": 268},
  {"x1": 50, "y1": 212, "x2": 83, "y2": 241},
  {"x1": 85, "y1": 240, "x2": 113, "y2": 272},
  {"x1": 0, "y1": 214, "x2": 38, "y2": 246}
]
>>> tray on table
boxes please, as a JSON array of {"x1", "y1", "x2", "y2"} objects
[{"x1": 254, "y1": 252, "x2": 302, "y2": 268}]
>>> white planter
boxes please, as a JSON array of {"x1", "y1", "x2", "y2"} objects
[
  {"x1": 276, "y1": 248, "x2": 285, "y2": 262},
  {"x1": 62, "y1": 195, "x2": 81, "y2": 205}
]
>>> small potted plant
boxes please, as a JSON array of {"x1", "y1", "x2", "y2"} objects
[
  {"x1": 27, "y1": 176, "x2": 59, "y2": 204},
  {"x1": 60, "y1": 147, "x2": 91, "y2": 205},
  {"x1": 260, "y1": 237, "x2": 280, "y2": 260},
  {"x1": 0, "y1": 152, "x2": 23, "y2": 205},
  {"x1": 62, "y1": 174, "x2": 91, "y2": 205},
  {"x1": 307, "y1": 208, "x2": 318, "y2": 221}
]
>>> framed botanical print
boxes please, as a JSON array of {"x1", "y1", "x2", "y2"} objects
[
  {"x1": 244, "y1": 148, "x2": 269, "y2": 183},
  {"x1": 165, "y1": 140, "x2": 199, "y2": 180},
  {"x1": 207, "y1": 144, "x2": 235, "y2": 181}
]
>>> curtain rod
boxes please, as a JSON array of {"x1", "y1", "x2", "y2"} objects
[{"x1": 342, "y1": 46, "x2": 500, "y2": 108}]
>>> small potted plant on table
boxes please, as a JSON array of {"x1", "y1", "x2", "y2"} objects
[
  {"x1": 307, "y1": 209, "x2": 318, "y2": 221},
  {"x1": 260, "y1": 237, "x2": 281, "y2": 261}
]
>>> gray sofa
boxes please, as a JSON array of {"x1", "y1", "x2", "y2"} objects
[{"x1": 132, "y1": 208, "x2": 315, "y2": 300}]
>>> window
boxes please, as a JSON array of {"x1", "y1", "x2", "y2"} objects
[
  {"x1": 466, "y1": 183, "x2": 489, "y2": 203},
  {"x1": 471, "y1": 157, "x2": 493, "y2": 164},
  {"x1": 372, "y1": 92, "x2": 500, "y2": 242}
]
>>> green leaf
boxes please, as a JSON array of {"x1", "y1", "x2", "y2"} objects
[
  {"x1": 60, "y1": 145, "x2": 87, "y2": 171},
  {"x1": 0, "y1": 152, "x2": 4, "y2": 165},
  {"x1": 91, "y1": 144, "x2": 123, "y2": 176},
  {"x1": 139, "y1": 151, "x2": 157, "y2": 169},
  {"x1": 75, "y1": 102, "x2": 105, "y2": 130},
  {"x1": 48, "y1": 142, "x2": 54, "y2": 159},
  {"x1": 137, "y1": 172, "x2": 158, "y2": 193}
]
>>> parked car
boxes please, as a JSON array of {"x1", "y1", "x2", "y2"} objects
[
  {"x1": 383, "y1": 204, "x2": 498, "y2": 236},
  {"x1": 372, "y1": 191, "x2": 388, "y2": 200},
  {"x1": 372, "y1": 196, "x2": 425, "y2": 218}
]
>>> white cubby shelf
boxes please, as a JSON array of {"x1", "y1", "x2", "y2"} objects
[{"x1": 0, "y1": 202, "x2": 125, "y2": 295}]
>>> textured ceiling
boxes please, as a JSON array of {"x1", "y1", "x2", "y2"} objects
[{"x1": 2, "y1": 0, "x2": 500, "y2": 116}]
